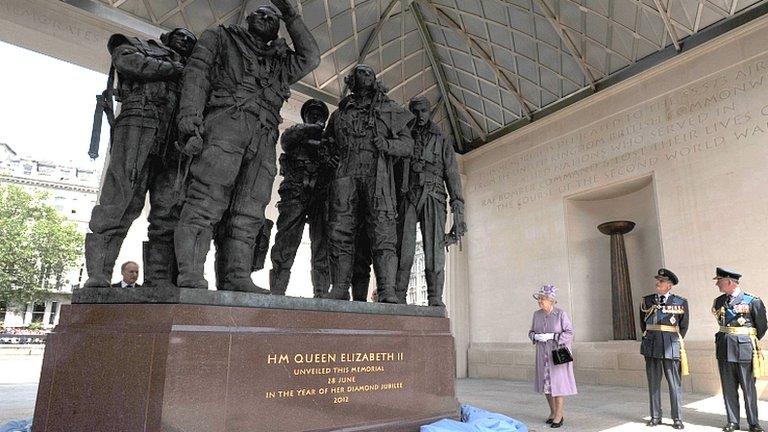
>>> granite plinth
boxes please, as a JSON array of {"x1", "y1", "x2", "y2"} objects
[
  {"x1": 72, "y1": 286, "x2": 446, "y2": 318},
  {"x1": 33, "y1": 302, "x2": 458, "y2": 432}
]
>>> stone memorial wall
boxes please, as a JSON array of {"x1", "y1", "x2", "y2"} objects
[{"x1": 459, "y1": 14, "x2": 768, "y2": 347}]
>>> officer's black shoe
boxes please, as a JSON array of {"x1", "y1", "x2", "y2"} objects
[
  {"x1": 722, "y1": 423, "x2": 740, "y2": 432},
  {"x1": 673, "y1": 419, "x2": 685, "y2": 429},
  {"x1": 749, "y1": 425, "x2": 764, "y2": 432},
  {"x1": 646, "y1": 418, "x2": 662, "y2": 427}
]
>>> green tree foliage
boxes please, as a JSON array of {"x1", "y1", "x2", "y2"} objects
[{"x1": 0, "y1": 184, "x2": 83, "y2": 305}]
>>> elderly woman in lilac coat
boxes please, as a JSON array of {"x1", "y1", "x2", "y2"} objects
[{"x1": 528, "y1": 284, "x2": 577, "y2": 428}]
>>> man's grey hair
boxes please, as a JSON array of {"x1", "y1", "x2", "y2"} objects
[{"x1": 120, "y1": 261, "x2": 139, "y2": 271}]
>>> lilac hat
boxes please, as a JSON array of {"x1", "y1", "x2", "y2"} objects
[{"x1": 533, "y1": 284, "x2": 557, "y2": 300}]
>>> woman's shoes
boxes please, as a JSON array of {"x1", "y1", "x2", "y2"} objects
[
  {"x1": 551, "y1": 417, "x2": 564, "y2": 428},
  {"x1": 546, "y1": 418, "x2": 554, "y2": 424}
]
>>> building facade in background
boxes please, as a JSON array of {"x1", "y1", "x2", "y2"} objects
[{"x1": 0, "y1": 143, "x2": 100, "y2": 328}]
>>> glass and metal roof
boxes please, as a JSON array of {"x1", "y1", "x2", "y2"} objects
[{"x1": 65, "y1": 0, "x2": 768, "y2": 152}]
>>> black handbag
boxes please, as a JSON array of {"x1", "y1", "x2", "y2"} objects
[{"x1": 551, "y1": 346, "x2": 573, "y2": 365}]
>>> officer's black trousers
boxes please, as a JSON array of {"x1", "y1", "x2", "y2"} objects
[
  {"x1": 645, "y1": 357, "x2": 683, "y2": 420},
  {"x1": 718, "y1": 360, "x2": 760, "y2": 427}
]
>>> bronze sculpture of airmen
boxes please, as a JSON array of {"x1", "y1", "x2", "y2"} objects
[
  {"x1": 84, "y1": 28, "x2": 196, "y2": 288},
  {"x1": 395, "y1": 96, "x2": 465, "y2": 306},
  {"x1": 324, "y1": 64, "x2": 414, "y2": 303},
  {"x1": 174, "y1": 0, "x2": 320, "y2": 292},
  {"x1": 351, "y1": 228, "x2": 373, "y2": 301},
  {"x1": 269, "y1": 99, "x2": 333, "y2": 298}
]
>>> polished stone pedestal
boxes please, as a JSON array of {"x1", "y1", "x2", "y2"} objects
[{"x1": 33, "y1": 289, "x2": 458, "y2": 432}]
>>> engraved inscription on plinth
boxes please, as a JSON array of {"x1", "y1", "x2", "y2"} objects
[
  {"x1": 32, "y1": 301, "x2": 459, "y2": 432},
  {"x1": 263, "y1": 351, "x2": 406, "y2": 407}
]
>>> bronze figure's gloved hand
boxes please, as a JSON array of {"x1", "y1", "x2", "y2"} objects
[
  {"x1": 374, "y1": 136, "x2": 390, "y2": 153},
  {"x1": 181, "y1": 129, "x2": 204, "y2": 156},
  {"x1": 444, "y1": 201, "x2": 467, "y2": 249},
  {"x1": 171, "y1": 60, "x2": 186, "y2": 76},
  {"x1": 270, "y1": 0, "x2": 297, "y2": 19},
  {"x1": 451, "y1": 201, "x2": 467, "y2": 237},
  {"x1": 316, "y1": 139, "x2": 339, "y2": 169},
  {"x1": 178, "y1": 115, "x2": 202, "y2": 138}
]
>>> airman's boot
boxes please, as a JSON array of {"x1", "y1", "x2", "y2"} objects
[
  {"x1": 426, "y1": 270, "x2": 446, "y2": 306},
  {"x1": 83, "y1": 233, "x2": 121, "y2": 287},
  {"x1": 142, "y1": 240, "x2": 177, "y2": 287},
  {"x1": 217, "y1": 238, "x2": 269, "y2": 293},
  {"x1": 269, "y1": 268, "x2": 290, "y2": 295},
  {"x1": 174, "y1": 227, "x2": 211, "y2": 289}
]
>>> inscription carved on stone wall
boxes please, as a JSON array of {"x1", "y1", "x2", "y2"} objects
[
  {"x1": 0, "y1": 1, "x2": 104, "y2": 47},
  {"x1": 466, "y1": 56, "x2": 768, "y2": 215}
]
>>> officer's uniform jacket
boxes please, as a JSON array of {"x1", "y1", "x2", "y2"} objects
[
  {"x1": 640, "y1": 293, "x2": 689, "y2": 359},
  {"x1": 713, "y1": 291, "x2": 768, "y2": 363}
]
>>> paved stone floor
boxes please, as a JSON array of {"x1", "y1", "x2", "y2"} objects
[
  {"x1": 2, "y1": 356, "x2": 767, "y2": 430},
  {"x1": 0, "y1": 356, "x2": 41, "y2": 425},
  {"x1": 457, "y1": 379, "x2": 768, "y2": 431}
]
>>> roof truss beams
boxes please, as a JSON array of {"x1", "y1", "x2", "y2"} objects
[
  {"x1": 411, "y1": 1, "x2": 465, "y2": 151},
  {"x1": 532, "y1": 0, "x2": 597, "y2": 89},
  {"x1": 416, "y1": 0, "x2": 533, "y2": 118},
  {"x1": 653, "y1": 0, "x2": 682, "y2": 51}
]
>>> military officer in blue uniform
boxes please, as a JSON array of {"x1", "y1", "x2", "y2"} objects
[
  {"x1": 640, "y1": 268, "x2": 689, "y2": 429},
  {"x1": 712, "y1": 267, "x2": 767, "y2": 432}
]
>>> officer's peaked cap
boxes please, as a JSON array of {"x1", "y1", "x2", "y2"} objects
[
  {"x1": 714, "y1": 267, "x2": 741, "y2": 281},
  {"x1": 655, "y1": 268, "x2": 679, "y2": 285}
]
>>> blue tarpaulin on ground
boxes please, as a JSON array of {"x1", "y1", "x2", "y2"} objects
[
  {"x1": 420, "y1": 405, "x2": 528, "y2": 432},
  {"x1": 2, "y1": 406, "x2": 526, "y2": 432},
  {"x1": 0, "y1": 419, "x2": 32, "y2": 432}
]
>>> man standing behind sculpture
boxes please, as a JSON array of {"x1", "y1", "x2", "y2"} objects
[
  {"x1": 395, "y1": 96, "x2": 465, "y2": 306},
  {"x1": 84, "y1": 28, "x2": 196, "y2": 287},
  {"x1": 175, "y1": 0, "x2": 320, "y2": 291},
  {"x1": 324, "y1": 64, "x2": 414, "y2": 303},
  {"x1": 269, "y1": 99, "x2": 332, "y2": 297}
]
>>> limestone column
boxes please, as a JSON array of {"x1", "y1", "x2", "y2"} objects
[{"x1": 597, "y1": 221, "x2": 636, "y2": 340}]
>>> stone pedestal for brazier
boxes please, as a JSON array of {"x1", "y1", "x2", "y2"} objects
[{"x1": 32, "y1": 288, "x2": 458, "y2": 432}]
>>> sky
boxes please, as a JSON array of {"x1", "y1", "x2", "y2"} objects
[{"x1": 0, "y1": 40, "x2": 108, "y2": 168}]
